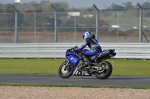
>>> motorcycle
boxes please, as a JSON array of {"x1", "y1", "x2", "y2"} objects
[{"x1": 58, "y1": 46, "x2": 116, "y2": 79}]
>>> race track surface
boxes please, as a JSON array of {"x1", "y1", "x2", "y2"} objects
[{"x1": 0, "y1": 74, "x2": 150, "y2": 87}]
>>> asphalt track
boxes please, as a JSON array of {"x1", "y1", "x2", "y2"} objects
[{"x1": 0, "y1": 74, "x2": 150, "y2": 87}]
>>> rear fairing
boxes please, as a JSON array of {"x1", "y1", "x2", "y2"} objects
[{"x1": 90, "y1": 52, "x2": 101, "y2": 60}]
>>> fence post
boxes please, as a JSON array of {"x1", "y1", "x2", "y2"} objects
[
  {"x1": 11, "y1": 6, "x2": 18, "y2": 43},
  {"x1": 34, "y1": 12, "x2": 36, "y2": 42},
  {"x1": 31, "y1": 10, "x2": 37, "y2": 43},
  {"x1": 117, "y1": 11, "x2": 119, "y2": 39},
  {"x1": 137, "y1": 3, "x2": 143, "y2": 42},
  {"x1": 15, "y1": 11, "x2": 18, "y2": 43},
  {"x1": 51, "y1": 5, "x2": 58, "y2": 42},
  {"x1": 74, "y1": 16, "x2": 77, "y2": 42},
  {"x1": 137, "y1": 3, "x2": 149, "y2": 43},
  {"x1": 93, "y1": 4, "x2": 100, "y2": 41}
]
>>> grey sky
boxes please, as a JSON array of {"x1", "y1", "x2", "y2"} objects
[{"x1": 0, "y1": 0, "x2": 150, "y2": 9}]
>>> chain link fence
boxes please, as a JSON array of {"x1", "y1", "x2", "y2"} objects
[{"x1": 0, "y1": 8, "x2": 150, "y2": 43}]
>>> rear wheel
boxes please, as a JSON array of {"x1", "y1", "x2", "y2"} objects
[
  {"x1": 58, "y1": 61, "x2": 74, "y2": 78},
  {"x1": 94, "y1": 61, "x2": 112, "y2": 79}
]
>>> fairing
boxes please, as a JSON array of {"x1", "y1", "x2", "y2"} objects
[{"x1": 66, "y1": 50, "x2": 82, "y2": 66}]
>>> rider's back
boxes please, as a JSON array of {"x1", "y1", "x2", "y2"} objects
[{"x1": 85, "y1": 34, "x2": 102, "y2": 51}]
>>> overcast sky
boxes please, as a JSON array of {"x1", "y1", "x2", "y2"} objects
[{"x1": 1, "y1": 0, "x2": 150, "y2": 9}]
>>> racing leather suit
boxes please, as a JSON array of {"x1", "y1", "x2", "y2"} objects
[{"x1": 78, "y1": 34, "x2": 102, "y2": 66}]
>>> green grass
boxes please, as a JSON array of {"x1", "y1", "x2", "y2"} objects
[
  {"x1": 0, "y1": 59, "x2": 65, "y2": 74},
  {"x1": 109, "y1": 59, "x2": 150, "y2": 76},
  {"x1": 0, "y1": 59, "x2": 150, "y2": 76}
]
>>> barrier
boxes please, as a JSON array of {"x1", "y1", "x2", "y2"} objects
[{"x1": 0, "y1": 43, "x2": 150, "y2": 59}]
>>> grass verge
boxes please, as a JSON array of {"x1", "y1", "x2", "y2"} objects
[{"x1": 0, "y1": 58, "x2": 150, "y2": 76}]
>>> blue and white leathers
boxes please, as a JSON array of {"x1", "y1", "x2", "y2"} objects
[{"x1": 78, "y1": 33, "x2": 102, "y2": 58}]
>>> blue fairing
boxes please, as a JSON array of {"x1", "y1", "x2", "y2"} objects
[{"x1": 66, "y1": 50, "x2": 82, "y2": 66}]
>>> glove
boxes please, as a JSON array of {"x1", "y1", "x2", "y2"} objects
[{"x1": 73, "y1": 49, "x2": 79, "y2": 53}]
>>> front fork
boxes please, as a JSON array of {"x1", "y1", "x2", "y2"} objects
[{"x1": 64, "y1": 60, "x2": 70, "y2": 71}]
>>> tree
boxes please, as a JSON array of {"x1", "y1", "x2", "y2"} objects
[
  {"x1": 142, "y1": 2, "x2": 150, "y2": 10},
  {"x1": 51, "y1": 1, "x2": 69, "y2": 11},
  {"x1": 6, "y1": 4, "x2": 14, "y2": 13},
  {"x1": 0, "y1": 4, "x2": 4, "y2": 13},
  {"x1": 107, "y1": 3, "x2": 124, "y2": 11},
  {"x1": 59, "y1": 1, "x2": 69, "y2": 11},
  {"x1": 122, "y1": 2, "x2": 133, "y2": 10},
  {"x1": 142, "y1": 2, "x2": 150, "y2": 17},
  {"x1": 33, "y1": 4, "x2": 43, "y2": 12},
  {"x1": 0, "y1": 4, "x2": 15, "y2": 28}
]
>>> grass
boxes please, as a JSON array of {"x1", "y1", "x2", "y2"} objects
[
  {"x1": 109, "y1": 59, "x2": 150, "y2": 76},
  {"x1": 0, "y1": 59, "x2": 150, "y2": 76},
  {"x1": 0, "y1": 58, "x2": 65, "y2": 74}
]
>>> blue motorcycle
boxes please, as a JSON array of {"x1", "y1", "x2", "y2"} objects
[{"x1": 58, "y1": 46, "x2": 116, "y2": 79}]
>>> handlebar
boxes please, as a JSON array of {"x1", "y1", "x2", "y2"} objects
[
  {"x1": 72, "y1": 46, "x2": 78, "y2": 50},
  {"x1": 68, "y1": 46, "x2": 79, "y2": 53}
]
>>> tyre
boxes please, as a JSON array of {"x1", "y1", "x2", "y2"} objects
[
  {"x1": 58, "y1": 61, "x2": 74, "y2": 78},
  {"x1": 94, "y1": 61, "x2": 112, "y2": 79}
]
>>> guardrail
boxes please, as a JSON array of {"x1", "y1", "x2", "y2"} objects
[{"x1": 0, "y1": 43, "x2": 150, "y2": 59}]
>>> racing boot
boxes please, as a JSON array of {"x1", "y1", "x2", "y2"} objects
[{"x1": 82, "y1": 55, "x2": 93, "y2": 67}]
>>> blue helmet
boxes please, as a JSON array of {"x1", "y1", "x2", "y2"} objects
[{"x1": 83, "y1": 31, "x2": 91, "y2": 40}]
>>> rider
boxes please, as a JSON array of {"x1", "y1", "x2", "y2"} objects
[{"x1": 77, "y1": 31, "x2": 102, "y2": 67}]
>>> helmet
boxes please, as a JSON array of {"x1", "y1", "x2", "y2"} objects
[{"x1": 83, "y1": 31, "x2": 91, "y2": 40}]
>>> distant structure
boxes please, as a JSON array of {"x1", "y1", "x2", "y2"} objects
[{"x1": 14, "y1": 0, "x2": 20, "y2": 3}]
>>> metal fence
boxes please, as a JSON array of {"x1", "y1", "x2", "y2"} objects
[
  {"x1": 0, "y1": 43, "x2": 150, "y2": 59},
  {"x1": 0, "y1": 7, "x2": 150, "y2": 43}
]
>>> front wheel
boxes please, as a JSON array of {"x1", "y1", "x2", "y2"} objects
[
  {"x1": 58, "y1": 61, "x2": 74, "y2": 79},
  {"x1": 94, "y1": 61, "x2": 112, "y2": 79}
]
